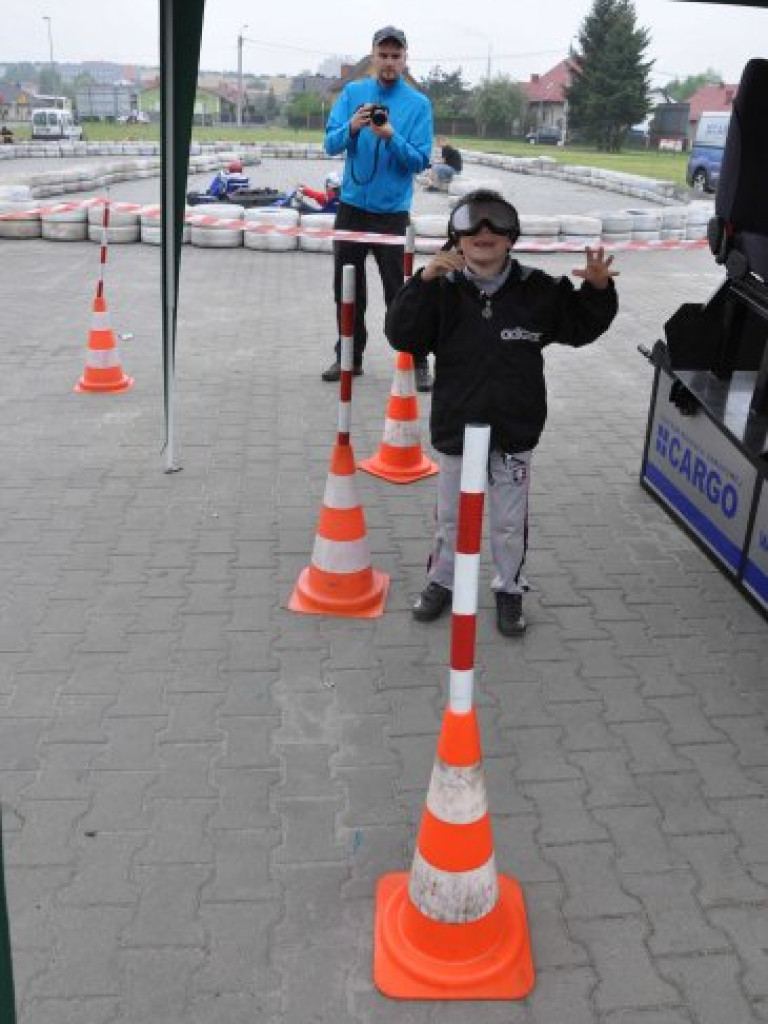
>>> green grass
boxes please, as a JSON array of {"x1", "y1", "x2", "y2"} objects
[{"x1": 10, "y1": 122, "x2": 690, "y2": 187}]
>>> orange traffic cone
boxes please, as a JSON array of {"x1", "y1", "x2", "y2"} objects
[
  {"x1": 374, "y1": 707, "x2": 534, "y2": 999},
  {"x1": 359, "y1": 352, "x2": 438, "y2": 484},
  {"x1": 75, "y1": 291, "x2": 133, "y2": 393},
  {"x1": 288, "y1": 441, "x2": 389, "y2": 618}
]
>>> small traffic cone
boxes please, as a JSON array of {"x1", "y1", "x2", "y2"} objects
[
  {"x1": 359, "y1": 352, "x2": 438, "y2": 484},
  {"x1": 74, "y1": 291, "x2": 133, "y2": 393},
  {"x1": 375, "y1": 707, "x2": 534, "y2": 999},
  {"x1": 288, "y1": 441, "x2": 389, "y2": 618}
]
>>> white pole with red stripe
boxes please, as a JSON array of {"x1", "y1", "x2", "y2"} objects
[
  {"x1": 404, "y1": 223, "x2": 415, "y2": 280},
  {"x1": 97, "y1": 194, "x2": 110, "y2": 299},
  {"x1": 450, "y1": 423, "x2": 491, "y2": 714},
  {"x1": 337, "y1": 264, "x2": 355, "y2": 446}
]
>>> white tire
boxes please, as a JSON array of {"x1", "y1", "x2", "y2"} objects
[
  {"x1": 0, "y1": 202, "x2": 41, "y2": 238},
  {"x1": 415, "y1": 236, "x2": 445, "y2": 255},
  {"x1": 599, "y1": 212, "x2": 634, "y2": 234},
  {"x1": 627, "y1": 210, "x2": 662, "y2": 232},
  {"x1": 87, "y1": 223, "x2": 140, "y2": 244},
  {"x1": 519, "y1": 214, "x2": 560, "y2": 237},
  {"x1": 413, "y1": 213, "x2": 449, "y2": 238},
  {"x1": 299, "y1": 212, "x2": 335, "y2": 253},
  {"x1": 42, "y1": 221, "x2": 88, "y2": 241},
  {"x1": 87, "y1": 202, "x2": 141, "y2": 227},
  {"x1": 42, "y1": 204, "x2": 88, "y2": 224},
  {"x1": 244, "y1": 207, "x2": 299, "y2": 251},
  {"x1": 190, "y1": 226, "x2": 243, "y2": 247},
  {"x1": 558, "y1": 215, "x2": 602, "y2": 237}
]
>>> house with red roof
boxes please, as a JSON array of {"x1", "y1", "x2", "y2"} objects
[
  {"x1": 686, "y1": 81, "x2": 737, "y2": 138},
  {"x1": 520, "y1": 59, "x2": 572, "y2": 136}
]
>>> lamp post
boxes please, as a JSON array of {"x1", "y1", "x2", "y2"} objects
[
  {"x1": 42, "y1": 15, "x2": 55, "y2": 94},
  {"x1": 237, "y1": 25, "x2": 248, "y2": 127}
]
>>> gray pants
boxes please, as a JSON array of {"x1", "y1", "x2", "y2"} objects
[{"x1": 427, "y1": 449, "x2": 531, "y2": 595}]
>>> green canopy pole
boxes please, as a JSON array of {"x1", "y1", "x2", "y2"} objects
[
  {"x1": 0, "y1": 817, "x2": 16, "y2": 1024},
  {"x1": 160, "y1": 0, "x2": 206, "y2": 472}
]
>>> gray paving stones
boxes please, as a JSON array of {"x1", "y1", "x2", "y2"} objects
[{"x1": 1, "y1": 171, "x2": 766, "y2": 1023}]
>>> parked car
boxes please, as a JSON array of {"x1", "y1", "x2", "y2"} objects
[
  {"x1": 117, "y1": 111, "x2": 150, "y2": 125},
  {"x1": 30, "y1": 107, "x2": 83, "y2": 141},
  {"x1": 525, "y1": 126, "x2": 562, "y2": 145},
  {"x1": 686, "y1": 111, "x2": 730, "y2": 192}
]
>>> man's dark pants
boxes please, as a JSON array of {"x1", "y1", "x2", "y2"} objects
[{"x1": 332, "y1": 202, "x2": 427, "y2": 369}]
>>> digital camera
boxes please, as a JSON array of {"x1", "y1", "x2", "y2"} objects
[{"x1": 369, "y1": 104, "x2": 389, "y2": 127}]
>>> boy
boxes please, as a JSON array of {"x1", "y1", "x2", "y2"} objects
[{"x1": 384, "y1": 189, "x2": 618, "y2": 636}]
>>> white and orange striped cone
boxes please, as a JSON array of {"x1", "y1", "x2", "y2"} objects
[
  {"x1": 358, "y1": 351, "x2": 438, "y2": 484},
  {"x1": 74, "y1": 290, "x2": 134, "y2": 393},
  {"x1": 359, "y1": 226, "x2": 437, "y2": 484},
  {"x1": 374, "y1": 424, "x2": 534, "y2": 1000},
  {"x1": 288, "y1": 265, "x2": 389, "y2": 618}
]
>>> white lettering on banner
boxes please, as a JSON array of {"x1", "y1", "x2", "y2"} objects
[{"x1": 654, "y1": 422, "x2": 739, "y2": 519}]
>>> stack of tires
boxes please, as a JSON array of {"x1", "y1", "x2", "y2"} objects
[
  {"x1": 412, "y1": 213, "x2": 449, "y2": 254},
  {"x1": 42, "y1": 202, "x2": 88, "y2": 242},
  {"x1": 189, "y1": 203, "x2": 245, "y2": 248},
  {"x1": 0, "y1": 202, "x2": 41, "y2": 239},
  {"x1": 298, "y1": 213, "x2": 335, "y2": 254},
  {"x1": 244, "y1": 207, "x2": 298, "y2": 252},
  {"x1": 87, "y1": 202, "x2": 141, "y2": 244}
]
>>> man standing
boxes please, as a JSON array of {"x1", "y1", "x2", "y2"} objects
[{"x1": 321, "y1": 26, "x2": 434, "y2": 392}]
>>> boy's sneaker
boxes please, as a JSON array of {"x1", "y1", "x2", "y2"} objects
[
  {"x1": 495, "y1": 592, "x2": 526, "y2": 636},
  {"x1": 412, "y1": 581, "x2": 451, "y2": 622}
]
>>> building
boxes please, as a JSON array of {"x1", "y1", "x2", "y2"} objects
[
  {"x1": 685, "y1": 81, "x2": 737, "y2": 139},
  {"x1": 75, "y1": 82, "x2": 139, "y2": 121},
  {"x1": 521, "y1": 60, "x2": 571, "y2": 136}
]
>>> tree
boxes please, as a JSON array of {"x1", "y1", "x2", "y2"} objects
[
  {"x1": 664, "y1": 68, "x2": 722, "y2": 101},
  {"x1": 565, "y1": 0, "x2": 653, "y2": 151},
  {"x1": 420, "y1": 66, "x2": 471, "y2": 118},
  {"x1": 471, "y1": 75, "x2": 525, "y2": 138},
  {"x1": 285, "y1": 90, "x2": 325, "y2": 129}
]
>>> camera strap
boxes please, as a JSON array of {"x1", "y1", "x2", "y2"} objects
[{"x1": 350, "y1": 137, "x2": 382, "y2": 187}]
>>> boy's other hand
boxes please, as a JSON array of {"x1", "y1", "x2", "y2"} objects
[
  {"x1": 422, "y1": 249, "x2": 466, "y2": 282},
  {"x1": 573, "y1": 246, "x2": 619, "y2": 289}
]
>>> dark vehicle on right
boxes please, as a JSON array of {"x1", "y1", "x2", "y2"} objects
[{"x1": 525, "y1": 126, "x2": 562, "y2": 145}]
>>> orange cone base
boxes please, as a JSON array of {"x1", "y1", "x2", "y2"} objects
[
  {"x1": 374, "y1": 872, "x2": 535, "y2": 1000},
  {"x1": 359, "y1": 450, "x2": 438, "y2": 485},
  {"x1": 75, "y1": 374, "x2": 134, "y2": 394},
  {"x1": 288, "y1": 566, "x2": 389, "y2": 619}
]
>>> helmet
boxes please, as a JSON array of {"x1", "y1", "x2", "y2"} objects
[
  {"x1": 228, "y1": 160, "x2": 243, "y2": 173},
  {"x1": 325, "y1": 171, "x2": 342, "y2": 192}
]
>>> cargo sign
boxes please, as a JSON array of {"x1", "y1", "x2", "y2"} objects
[
  {"x1": 644, "y1": 377, "x2": 755, "y2": 573},
  {"x1": 744, "y1": 486, "x2": 768, "y2": 610}
]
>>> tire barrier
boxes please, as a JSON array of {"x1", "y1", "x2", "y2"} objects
[
  {"x1": 42, "y1": 203, "x2": 88, "y2": 242},
  {"x1": 0, "y1": 195, "x2": 715, "y2": 254}
]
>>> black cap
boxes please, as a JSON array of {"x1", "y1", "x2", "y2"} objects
[{"x1": 372, "y1": 26, "x2": 407, "y2": 48}]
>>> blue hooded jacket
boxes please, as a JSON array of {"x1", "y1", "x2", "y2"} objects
[{"x1": 324, "y1": 75, "x2": 432, "y2": 214}]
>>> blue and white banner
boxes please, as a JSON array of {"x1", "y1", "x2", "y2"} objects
[
  {"x1": 744, "y1": 485, "x2": 768, "y2": 610},
  {"x1": 644, "y1": 375, "x2": 755, "y2": 574}
]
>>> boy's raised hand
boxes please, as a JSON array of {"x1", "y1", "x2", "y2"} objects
[
  {"x1": 573, "y1": 246, "x2": 619, "y2": 289},
  {"x1": 421, "y1": 249, "x2": 466, "y2": 282}
]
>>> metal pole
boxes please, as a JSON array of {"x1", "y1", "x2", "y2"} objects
[{"x1": 237, "y1": 25, "x2": 247, "y2": 127}]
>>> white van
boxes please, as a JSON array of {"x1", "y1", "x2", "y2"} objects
[
  {"x1": 686, "y1": 111, "x2": 730, "y2": 192},
  {"x1": 31, "y1": 108, "x2": 83, "y2": 141}
]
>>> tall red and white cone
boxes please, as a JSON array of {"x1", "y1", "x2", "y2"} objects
[
  {"x1": 75, "y1": 198, "x2": 133, "y2": 393},
  {"x1": 374, "y1": 424, "x2": 534, "y2": 1000},
  {"x1": 288, "y1": 265, "x2": 389, "y2": 618},
  {"x1": 359, "y1": 225, "x2": 437, "y2": 484}
]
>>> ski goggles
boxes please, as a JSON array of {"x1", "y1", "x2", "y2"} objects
[{"x1": 449, "y1": 198, "x2": 519, "y2": 238}]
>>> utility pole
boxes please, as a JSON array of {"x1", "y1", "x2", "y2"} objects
[
  {"x1": 486, "y1": 42, "x2": 492, "y2": 82},
  {"x1": 237, "y1": 25, "x2": 248, "y2": 128}
]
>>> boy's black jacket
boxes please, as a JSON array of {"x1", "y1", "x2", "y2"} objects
[{"x1": 385, "y1": 261, "x2": 618, "y2": 455}]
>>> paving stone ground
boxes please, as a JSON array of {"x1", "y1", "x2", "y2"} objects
[{"x1": 0, "y1": 162, "x2": 766, "y2": 1024}]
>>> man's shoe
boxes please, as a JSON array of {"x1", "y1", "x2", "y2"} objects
[
  {"x1": 415, "y1": 363, "x2": 433, "y2": 392},
  {"x1": 495, "y1": 592, "x2": 526, "y2": 636},
  {"x1": 322, "y1": 361, "x2": 363, "y2": 382},
  {"x1": 412, "y1": 581, "x2": 451, "y2": 622}
]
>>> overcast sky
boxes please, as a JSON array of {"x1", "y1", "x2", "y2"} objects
[{"x1": 5, "y1": 0, "x2": 764, "y2": 87}]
